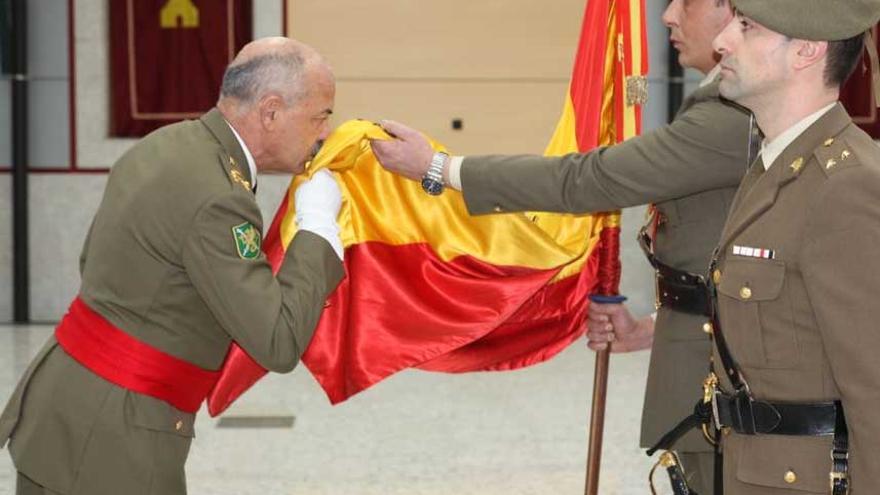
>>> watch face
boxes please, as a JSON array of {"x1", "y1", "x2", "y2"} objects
[{"x1": 421, "y1": 177, "x2": 444, "y2": 196}]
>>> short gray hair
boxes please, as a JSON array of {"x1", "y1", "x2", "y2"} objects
[{"x1": 219, "y1": 52, "x2": 306, "y2": 107}]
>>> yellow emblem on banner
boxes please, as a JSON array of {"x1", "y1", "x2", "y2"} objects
[
  {"x1": 160, "y1": 0, "x2": 200, "y2": 29},
  {"x1": 626, "y1": 76, "x2": 648, "y2": 107}
]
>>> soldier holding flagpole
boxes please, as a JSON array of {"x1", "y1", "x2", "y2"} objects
[{"x1": 373, "y1": 1, "x2": 751, "y2": 492}]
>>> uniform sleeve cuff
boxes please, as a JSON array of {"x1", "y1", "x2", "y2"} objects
[
  {"x1": 448, "y1": 156, "x2": 464, "y2": 191},
  {"x1": 297, "y1": 225, "x2": 344, "y2": 261}
]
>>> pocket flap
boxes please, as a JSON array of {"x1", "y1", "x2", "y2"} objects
[
  {"x1": 717, "y1": 258, "x2": 785, "y2": 301},
  {"x1": 735, "y1": 434, "x2": 830, "y2": 492},
  {"x1": 125, "y1": 391, "x2": 196, "y2": 438}
]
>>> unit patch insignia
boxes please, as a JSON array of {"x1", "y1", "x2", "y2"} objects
[{"x1": 232, "y1": 222, "x2": 261, "y2": 259}]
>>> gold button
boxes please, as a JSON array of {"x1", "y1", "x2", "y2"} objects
[
  {"x1": 702, "y1": 322, "x2": 713, "y2": 334},
  {"x1": 824, "y1": 138, "x2": 834, "y2": 147},
  {"x1": 740, "y1": 286, "x2": 752, "y2": 300},
  {"x1": 712, "y1": 270, "x2": 722, "y2": 284},
  {"x1": 784, "y1": 470, "x2": 797, "y2": 484},
  {"x1": 175, "y1": 420, "x2": 184, "y2": 431},
  {"x1": 493, "y1": 205, "x2": 503, "y2": 213}
]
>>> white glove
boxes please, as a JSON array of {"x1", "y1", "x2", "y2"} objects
[{"x1": 294, "y1": 169, "x2": 343, "y2": 260}]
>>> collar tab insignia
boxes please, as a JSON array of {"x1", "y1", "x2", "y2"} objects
[{"x1": 229, "y1": 168, "x2": 251, "y2": 192}]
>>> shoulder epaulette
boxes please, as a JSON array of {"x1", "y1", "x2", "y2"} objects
[{"x1": 812, "y1": 135, "x2": 858, "y2": 177}]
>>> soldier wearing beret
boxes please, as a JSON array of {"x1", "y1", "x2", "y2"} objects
[
  {"x1": 371, "y1": 1, "x2": 752, "y2": 491},
  {"x1": 1, "y1": 37, "x2": 344, "y2": 495},
  {"x1": 668, "y1": 1, "x2": 880, "y2": 492}
]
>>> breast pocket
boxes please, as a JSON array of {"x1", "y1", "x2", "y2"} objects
[{"x1": 717, "y1": 257, "x2": 799, "y2": 369}]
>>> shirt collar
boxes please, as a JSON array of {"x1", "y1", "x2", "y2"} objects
[
  {"x1": 225, "y1": 121, "x2": 258, "y2": 188},
  {"x1": 700, "y1": 65, "x2": 722, "y2": 88},
  {"x1": 760, "y1": 102, "x2": 836, "y2": 170}
]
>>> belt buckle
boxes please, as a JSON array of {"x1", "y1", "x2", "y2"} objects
[
  {"x1": 830, "y1": 471, "x2": 849, "y2": 495},
  {"x1": 830, "y1": 449, "x2": 850, "y2": 495}
]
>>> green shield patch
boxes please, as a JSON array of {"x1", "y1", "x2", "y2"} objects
[{"x1": 232, "y1": 222, "x2": 261, "y2": 260}]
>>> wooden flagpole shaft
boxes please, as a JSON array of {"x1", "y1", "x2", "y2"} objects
[
  {"x1": 585, "y1": 348, "x2": 610, "y2": 495},
  {"x1": 584, "y1": 294, "x2": 626, "y2": 495}
]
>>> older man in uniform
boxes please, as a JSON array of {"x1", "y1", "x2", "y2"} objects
[
  {"x1": 372, "y1": 1, "x2": 750, "y2": 492},
  {"x1": 0, "y1": 37, "x2": 344, "y2": 495},
  {"x1": 681, "y1": 1, "x2": 880, "y2": 492}
]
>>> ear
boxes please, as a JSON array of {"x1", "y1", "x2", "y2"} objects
[
  {"x1": 793, "y1": 39, "x2": 828, "y2": 72},
  {"x1": 258, "y1": 93, "x2": 285, "y2": 131}
]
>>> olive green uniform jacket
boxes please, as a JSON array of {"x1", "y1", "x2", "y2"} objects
[
  {"x1": 0, "y1": 109, "x2": 344, "y2": 495},
  {"x1": 461, "y1": 81, "x2": 750, "y2": 456},
  {"x1": 714, "y1": 104, "x2": 880, "y2": 493}
]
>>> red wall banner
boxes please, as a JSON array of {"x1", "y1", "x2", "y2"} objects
[
  {"x1": 840, "y1": 26, "x2": 880, "y2": 138},
  {"x1": 109, "y1": 0, "x2": 252, "y2": 137}
]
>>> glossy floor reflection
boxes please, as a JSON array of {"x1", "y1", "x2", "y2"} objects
[{"x1": 0, "y1": 325, "x2": 663, "y2": 494}]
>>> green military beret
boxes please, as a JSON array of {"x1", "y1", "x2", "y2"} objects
[{"x1": 732, "y1": 0, "x2": 880, "y2": 40}]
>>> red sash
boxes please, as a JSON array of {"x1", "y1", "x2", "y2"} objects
[{"x1": 55, "y1": 297, "x2": 220, "y2": 413}]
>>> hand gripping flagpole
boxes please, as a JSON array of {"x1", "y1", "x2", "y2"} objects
[
  {"x1": 584, "y1": 219, "x2": 626, "y2": 495},
  {"x1": 581, "y1": 0, "x2": 645, "y2": 490}
]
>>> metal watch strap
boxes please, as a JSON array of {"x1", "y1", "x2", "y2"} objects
[
  {"x1": 426, "y1": 152, "x2": 446, "y2": 183},
  {"x1": 420, "y1": 151, "x2": 447, "y2": 196}
]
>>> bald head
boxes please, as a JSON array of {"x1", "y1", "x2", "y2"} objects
[
  {"x1": 217, "y1": 37, "x2": 336, "y2": 175},
  {"x1": 219, "y1": 37, "x2": 332, "y2": 110}
]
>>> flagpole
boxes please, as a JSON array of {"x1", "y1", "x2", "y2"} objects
[
  {"x1": 582, "y1": 194, "x2": 628, "y2": 494},
  {"x1": 580, "y1": 0, "x2": 645, "y2": 490},
  {"x1": 584, "y1": 292, "x2": 626, "y2": 494},
  {"x1": 584, "y1": 347, "x2": 610, "y2": 495}
]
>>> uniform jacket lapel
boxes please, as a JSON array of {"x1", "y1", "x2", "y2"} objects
[
  {"x1": 717, "y1": 103, "x2": 851, "y2": 251},
  {"x1": 200, "y1": 108, "x2": 254, "y2": 190}
]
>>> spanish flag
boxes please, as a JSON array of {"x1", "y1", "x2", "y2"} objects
[{"x1": 207, "y1": 0, "x2": 647, "y2": 415}]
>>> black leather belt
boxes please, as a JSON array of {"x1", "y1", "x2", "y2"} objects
[
  {"x1": 657, "y1": 266, "x2": 710, "y2": 316},
  {"x1": 639, "y1": 228, "x2": 711, "y2": 317},
  {"x1": 649, "y1": 245, "x2": 852, "y2": 495},
  {"x1": 712, "y1": 390, "x2": 837, "y2": 436},
  {"x1": 713, "y1": 392, "x2": 849, "y2": 494}
]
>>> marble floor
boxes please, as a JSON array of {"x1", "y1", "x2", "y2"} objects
[{"x1": 0, "y1": 325, "x2": 669, "y2": 495}]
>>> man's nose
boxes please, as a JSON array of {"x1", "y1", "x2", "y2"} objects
[
  {"x1": 662, "y1": 0, "x2": 679, "y2": 29},
  {"x1": 713, "y1": 19, "x2": 736, "y2": 55}
]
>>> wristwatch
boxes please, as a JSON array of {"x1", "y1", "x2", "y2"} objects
[{"x1": 421, "y1": 152, "x2": 448, "y2": 196}]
